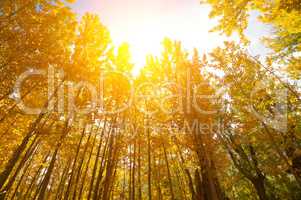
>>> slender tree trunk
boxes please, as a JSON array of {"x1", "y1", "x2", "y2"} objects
[
  {"x1": 0, "y1": 133, "x2": 34, "y2": 189},
  {"x1": 192, "y1": 123, "x2": 223, "y2": 200},
  {"x1": 93, "y1": 123, "x2": 112, "y2": 200},
  {"x1": 108, "y1": 167, "x2": 118, "y2": 200},
  {"x1": 101, "y1": 130, "x2": 116, "y2": 200},
  {"x1": 55, "y1": 159, "x2": 72, "y2": 200},
  {"x1": 122, "y1": 158, "x2": 126, "y2": 199},
  {"x1": 1, "y1": 137, "x2": 39, "y2": 198},
  {"x1": 32, "y1": 163, "x2": 49, "y2": 200},
  {"x1": 170, "y1": 153, "x2": 187, "y2": 200},
  {"x1": 195, "y1": 169, "x2": 205, "y2": 200},
  {"x1": 137, "y1": 133, "x2": 142, "y2": 200},
  {"x1": 132, "y1": 139, "x2": 136, "y2": 200},
  {"x1": 72, "y1": 127, "x2": 94, "y2": 200},
  {"x1": 147, "y1": 122, "x2": 152, "y2": 200},
  {"x1": 37, "y1": 115, "x2": 72, "y2": 200},
  {"x1": 129, "y1": 143, "x2": 132, "y2": 200},
  {"x1": 10, "y1": 145, "x2": 37, "y2": 199},
  {"x1": 87, "y1": 118, "x2": 107, "y2": 200},
  {"x1": 0, "y1": 80, "x2": 62, "y2": 188},
  {"x1": 185, "y1": 169, "x2": 196, "y2": 200},
  {"x1": 153, "y1": 153, "x2": 163, "y2": 200},
  {"x1": 252, "y1": 176, "x2": 269, "y2": 200},
  {"x1": 64, "y1": 125, "x2": 86, "y2": 200},
  {"x1": 22, "y1": 152, "x2": 51, "y2": 200},
  {"x1": 37, "y1": 147, "x2": 59, "y2": 200},
  {"x1": 162, "y1": 143, "x2": 175, "y2": 200},
  {"x1": 77, "y1": 127, "x2": 98, "y2": 200}
]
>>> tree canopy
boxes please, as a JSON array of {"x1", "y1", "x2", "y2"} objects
[{"x1": 0, "y1": 0, "x2": 300, "y2": 200}]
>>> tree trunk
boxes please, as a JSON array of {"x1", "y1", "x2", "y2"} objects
[
  {"x1": 147, "y1": 122, "x2": 152, "y2": 200},
  {"x1": 185, "y1": 169, "x2": 196, "y2": 200},
  {"x1": 137, "y1": 133, "x2": 142, "y2": 200},
  {"x1": 0, "y1": 80, "x2": 62, "y2": 188},
  {"x1": 162, "y1": 143, "x2": 175, "y2": 200},
  {"x1": 77, "y1": 127, "x2": 98, "y2": 200},
  {"x1": 93, "y1": 124, "x2": 112, "y2": 200},
  {"x1": 37, "y1": 147, "x2": 59, "y2": 200},
  {"x1": 72, "y1": 127, "x2": 94, "y2": 200},
  {"x1": 64, "y1": 125, "x2": 86, "y2": 200},
  {"x1": 87, "y1": 118, "x2": 107, "y2": 200},
  {"x1": 252, "y1": 177, "x2": 269, "y2": 200},
  {"x1": 131, "y1": 139, "x2": 136, "y2": 200},
  {"x1": 22, "y1": 152, "x2": 51, "y2": 200}
]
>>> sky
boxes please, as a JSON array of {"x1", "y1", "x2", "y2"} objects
[{"x1": 68, "y1": 0, "x2": 271, "y2": 72}]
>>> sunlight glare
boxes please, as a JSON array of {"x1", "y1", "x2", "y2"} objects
[{"x1": 71, "y1": 0, "x2": 229, "y2": 75}]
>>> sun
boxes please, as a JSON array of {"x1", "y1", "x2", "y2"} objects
[
  {"x1": 71, "y1": 1, "x2": 228, "y2": 75},
  {"x1": 112, "y1": 23, "x2": 165, "y2": 75}
]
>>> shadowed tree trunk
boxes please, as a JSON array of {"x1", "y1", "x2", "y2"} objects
[
  {"x1": 147, "y1": 119, "x2": 152, "y2": 200},
  {"x1": 162, "y1": 143, "x2": 175, "y2": 200}
]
